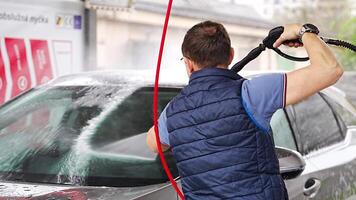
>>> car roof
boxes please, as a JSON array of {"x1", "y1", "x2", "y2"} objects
[
  {"x1": 46, "y1": 70, "x2": 356, "y2": 114},
  {"x1": 48, "y1": 69, "x2": 187, "y2": 88},
  {"x1": 320, "y1": 86, "x2": 356, "y2": 115},
  {"x1": 47, "y1": 69, "x2": 287, "y2": 87}
]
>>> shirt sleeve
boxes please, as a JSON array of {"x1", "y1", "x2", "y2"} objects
[
  {"x1": 158, "y1": 105, "x2": 170, "y2": 146},
  {"x1": 241, "y1": 73, "x2": 287, "y2": 132}
]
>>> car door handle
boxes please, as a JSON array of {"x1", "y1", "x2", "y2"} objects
[{"x1": 303, "y1": 178, "x2": 321, "y2": 198}]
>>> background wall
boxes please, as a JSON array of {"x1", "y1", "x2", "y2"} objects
[{"x1": 95, "y1": 0, "x2": 279, "y2": 74}]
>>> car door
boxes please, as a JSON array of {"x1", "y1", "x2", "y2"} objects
[
  {"x1": 309, "y1": 93, "x2": 356, "y2": 200},
  {"x1": 281, "y1": 92, "x2": 356, "y2": 199},
  {"x1": 270, "y1": 108, "x2": 316, "y2": 200}
]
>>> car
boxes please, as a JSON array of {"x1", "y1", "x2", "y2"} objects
[{"x1": 0, "y1": 71, "x2": 355, "y2": 200}]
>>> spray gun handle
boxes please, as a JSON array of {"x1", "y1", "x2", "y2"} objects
[
  {"x1": 263, "y1": 26, "x2": 303, "y2": 49},
  {"x1": 263, "y1": 26, "x2": 284, "y2": 49},
  {"x1": 264, "y1": 26, "x2": 308, "y2": 62},
  {"x1": 283, "y1": 39, "x2": 302, "y2": 45}
]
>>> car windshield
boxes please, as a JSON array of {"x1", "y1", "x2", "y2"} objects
[{"x1": 0, "y1": 84, "x2": 179, "y2": 187}]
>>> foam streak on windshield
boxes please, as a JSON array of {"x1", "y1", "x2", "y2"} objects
[{"x1": 56, "y1": 84, "x2": 142, "y2": 185}]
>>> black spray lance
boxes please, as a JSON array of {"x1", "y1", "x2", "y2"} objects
[{"x1": 231, "y1": 26, "x2": 356, "y2": 73}]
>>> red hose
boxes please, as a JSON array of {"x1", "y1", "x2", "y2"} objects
[{"x1": 153, "y1": 0, "x2": 185, "y2": 199}]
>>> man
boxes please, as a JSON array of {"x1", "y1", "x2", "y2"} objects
[{"x1": 146, "y1": 21, "x2": 343, "y2": 199}]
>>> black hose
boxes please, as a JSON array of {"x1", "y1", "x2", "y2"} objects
[
  {"x1": 230, "y1": 44, "x2": 266, "y2": 73},
  {"x1": 273, "y1": 48, "x2": 309, "y2": 62},
  {"x1": 322, "y1": 37, "x2": 356, "y2": 52}
]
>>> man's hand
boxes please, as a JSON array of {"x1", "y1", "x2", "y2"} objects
[
  {"x1": 274, "y1": 23, "x2": 343, "y2": 106},
  {"x1": 146, "y1": 126, "x2": 170, "y2": 153},
  {"x1": 273, "y1": 24, "x2": 303, "y2": 48}
]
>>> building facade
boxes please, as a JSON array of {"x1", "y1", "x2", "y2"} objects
[{"x1": 94, "y1": 0, "x2": 281, "y2": 72}]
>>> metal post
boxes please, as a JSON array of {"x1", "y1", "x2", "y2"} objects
[{"x1": 84, "y1": 8, "x2": 97, "y2": 71}]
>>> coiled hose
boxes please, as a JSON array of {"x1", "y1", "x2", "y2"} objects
[{"x1": 322, "y1": 37, "x2": 356, "y2": 52}]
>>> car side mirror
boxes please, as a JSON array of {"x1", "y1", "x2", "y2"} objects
[{"x1": 276, "y1": 146, "x2": 306, "y2": 180}]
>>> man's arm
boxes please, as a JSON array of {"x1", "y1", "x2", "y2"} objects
[
  {"x1": 273, "y1": 24, "x2": 344, "y2": 106},
  {"x1": 146, "y1": 126, "x2": 170, "y2": 153},
  {"x1": 146, "y1": 105, "x2": 171, "y2": 153}
]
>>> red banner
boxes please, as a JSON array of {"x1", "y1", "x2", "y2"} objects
[
  {"x1": 30, "y1": 40, "x2": 53, "y2": 84},
  {"x1": 5, "y1": 38, "x2": 32, "y2": 98},
  {"x1": 0, "y1": 46, "x2": 7, "y2": 104}
]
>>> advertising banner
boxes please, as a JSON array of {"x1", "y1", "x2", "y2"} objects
[
  {"x1": 0, "y1": 0, "x2": 85, "y2": 105},
  {"x1": 0, "y1": 46, "x2": 6, "y2": 104},
  {"x1": 5, "y1": 38, "x2": 32, "y2": 98},
  {"x1": 30, "y1": 40, "x2": 53, "y2": 84}
]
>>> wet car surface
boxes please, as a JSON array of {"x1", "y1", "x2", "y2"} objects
[{"x1": 0, "y1": 71, "x2": 355, "y2": 199}]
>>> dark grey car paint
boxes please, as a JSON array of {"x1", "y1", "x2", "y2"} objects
[{"x1": 284, "y1": 128, "x2": 356, "y2": 200}]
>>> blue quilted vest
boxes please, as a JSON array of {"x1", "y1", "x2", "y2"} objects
[{"x1": 166, "y1": 68, "x2": 288, "y2": 200}]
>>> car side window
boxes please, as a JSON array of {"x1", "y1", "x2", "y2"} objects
[
  {"x1": 319, "y1": 94, "x2": 348, "y2": 137},
  {"x1": 285, "y1": 93, "x2": 344, "y2": 155},
  {"x1": 270, "y1": 109, "x2": 297, "y2": 151}
]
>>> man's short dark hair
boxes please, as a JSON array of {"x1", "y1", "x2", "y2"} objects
[{"x1": 182, "y1": 21, "x2": 231, "y2": 68}]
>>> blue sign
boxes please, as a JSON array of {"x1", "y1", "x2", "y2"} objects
[{"x1": 74, "y1": 15, "x2": 82, "y2": 30}]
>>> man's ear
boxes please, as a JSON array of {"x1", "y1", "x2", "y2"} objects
[
  {"x1": 185, "y1": 58, "x2": 194, "y2": 76},
  {"x1": 228, "y1": 48, "x2": 235, "y2": 65}
]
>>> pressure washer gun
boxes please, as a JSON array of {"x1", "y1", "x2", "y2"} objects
[{"x1": 231, "y1": 25, "x2": 356, "y2": 73}]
